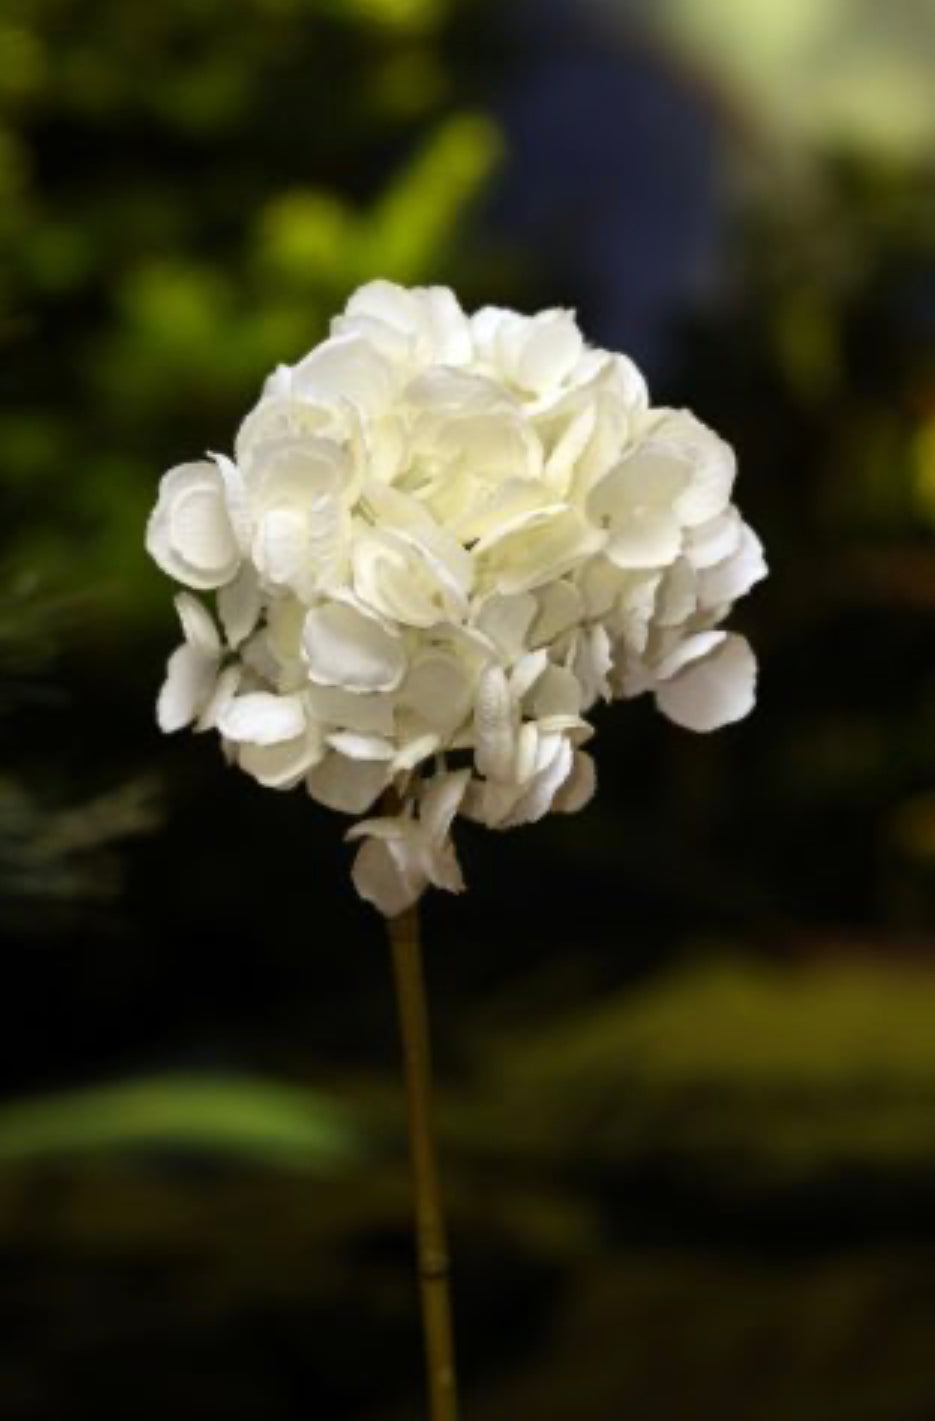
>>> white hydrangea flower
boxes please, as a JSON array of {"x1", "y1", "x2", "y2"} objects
[{"x1": 148, "y1": 280, "x2": 766, "y2": 916}]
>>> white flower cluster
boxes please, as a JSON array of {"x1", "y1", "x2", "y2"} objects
[{"x1": 147, "y1": 281, "x2": 766, "y2": 916}]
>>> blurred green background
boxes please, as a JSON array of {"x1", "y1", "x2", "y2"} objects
[{"x1": 2, "y1": 0, "x2": 935, "y2": 1417}]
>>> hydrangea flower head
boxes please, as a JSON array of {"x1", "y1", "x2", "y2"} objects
[{"x1": 147, "y1": 281, "x2": 766, "y2": 915}]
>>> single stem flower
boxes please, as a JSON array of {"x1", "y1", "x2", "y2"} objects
[{"x1": 146, "y1": 279, "x2": 766, "y2": 1419}]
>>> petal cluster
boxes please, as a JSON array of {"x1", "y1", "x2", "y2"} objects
[{"x1": 147, "y1": 281, "x2": 766, "y2": 915}]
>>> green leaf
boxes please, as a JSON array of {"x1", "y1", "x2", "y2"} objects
[
  {"x1": 0, "y1": 1073, "x2": 361, "y2": 1169},
  {"x1": 464, "y1": 957, "x2": 935, "y2": 1182}
]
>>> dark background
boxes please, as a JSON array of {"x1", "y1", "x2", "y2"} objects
[{"x1": 2, "y1": 0, "x2": 935, "y2": 1416}]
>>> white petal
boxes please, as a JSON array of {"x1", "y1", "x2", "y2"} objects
[
  {"x1": 345, "y1": 279, "x2": 424, "y2": 330},
  {"x1": 217, "y1": 565, "x2": 262, "y2": 648},
  {"x1": 156, "y1": 643, "x2": 218, "y2": 733},
  {"x1": 212, "y1": 453, "x2": 251, "y2": 549},
  {"x1": 252, "y1": 508, "x2": 309, "y2": 588},
  {"x1": 333, "y1": 312, "x2": 411, "y2": 364},
  {"x1": 510, "y1": 648, "x2": 549, "y2": 701},
  {"x1": 470, "y1": 305, "x2": 513, "y2": 364},
  {"x1": 666, "y1": 414, "x2": 736, "y2": 526},
  {"x1": 515, "y1": 310, "x2": 584, "y2": 393},
  {"x1": 537, "y1": 713, "x2": 593, "y2": 744},
  {"x1": 239, "y1": 727, "x2": 323, "y2": 788},
  {"x1": 588, "y1": 447, "x2": 690, "y2": 523},
  {"x1": 196, "y1": 663, "x2": 241, "y2": 732},
  {"x1": 452, "y1": 473, "x2": 545, "y2": 546},
  {"x1": 400, "y1": 653, "x2": 473, "y2": 738},
  {"x1": 577, "y1": 560, "x2": 619, "y2": 620},
  {"x1": 655, "y1": 633, "x2": 757, "y2": 732},
  {"x1": 473, "y1": 593, "x2": 537, "y2": 660},
  {"x1": 473, "y1": 665, "x2": 517, "y2": 782},
  {"x1": 146, "y1": 462, "x2": 240, "y2": 590},
  {"x1": 344, "y1": 281, "x2": 472, "y2": 365},
  {"x1": 604, "y1": 508, "x2": 682, "y2": 570},
  {"x1": 605, "y1": 352, "x2": 650, "y2": 410},
  {"x1": 326, "y1": 730, "x2": 395, "y2": 761},
  {"x1": 572, "y1": 623, "x2": 613, "y2": 705},
  {"x1": 263, "y1": 364, "x2": 292, "y2": 398},
  {"x1": 217, "y1": 692, "x2": 306, "y2": 745},
  {"x1": 571, "y1": 393, "x2": 635, "y2": 499},
  {"x1": 352, "y1": 530, "x2": 435, "y2": 627},
  {"x1": 169, "y1": 471, "x2": 238, "y2": 577},
  {"x1": 502, "y1": 734, "x2": 574, "y2": 826},
  {"x1": 421, "y1": 287, "x2": 473, "y2": 365},
  {"x1": 352, "y1": 510, "x2": 472, "y2": 628},
  {"x1": 611, "y1": 570, "x2": 662, "y2": 655},
  {"x1": 533, "y1": 728, "x2": 565, "y2": 775},
  {"x1": 514, "y1": 721, "x2": 540, "y2": 783},
  {"x1": 425, "y1": 834, "x2": 466, "y2": 894},
  {"x1": 420, "y1": 769, "x2": 471, "y2": 844},
  {"x1": 247, "y1": 434, "x2": 349, "y2": 534},
  {"x1": 232, "y1": 401, "x2": 335, "y2": 473},
  {"x1": 306, "y1": 685, "x2": 395, "y2": 736},
  {"x1": 352, "y1": 837, "x2": 422, "y2": 918},
  {"x1": 473, "y1": 501, "x2": 569, "y2": 556},
  {"x1": 303, "y1": 602, "x2": 406, "y2": 693},
  {"x1": 527, "y1": 664, "x2": 583, "y2": 719},
  {"x1": 685, "y1": 508, "x2": 742, "y2": 570},
  {"x1": 614, "y1": 652, "x2": 655, "y2": 702},
  {"x1": 553, "y1": 750, "x2": 597, "y2": 813},
  {"x1": 292, "y1": 335, "x2": 395, "y2": 413},
  {"x1": 654, "y1": 629, "x2": 726, "y2": 682},
  {"x1": 308, "y1": 753, "x2": 388, "y2": 814},
  {"x1": 345, "y1": 813, "x2": 410, "y2": 844},
  {"x1": 422, "y1": 287, "x2": 473, "y2": 363},
  {"x1": 405, "y1": 364, "x2": 510, "y2": 414},
  {"x1": 698, "y1": 524, "x2": 767, "y2": 606},
  {"x1": 543, "y1": 402, "x2": 597, "y2": 491},
  {"x1": 265, "y1": 597, "x2": 306, "y2": 668},
  {"x1": 249, "y1": 432, "x2": 349, "y2": 500},
  {"x1": 475, "y1": 505, "x2": 600, "y2": 595},
  {"x1": 174, "y1": 592, "x2": 220, "y2": 656},
  {"x1": 394, "y1": 732, "x2": 440, "y2": 773},
  {"x1": 239, "y1": 628, "x2": 281, "y2": 685},
  {"x1": 654, "y1": 559, "x2": 697, "y2": 628},
  {"x1": 362, "y1": 482, "x2": 472, "y2": 601},
  {"x1": 460, "y1": 776, "x2": 523, "y2": 828},
  {"x1": 530, "y1": 581, "x2": 583, "y2": 646}
]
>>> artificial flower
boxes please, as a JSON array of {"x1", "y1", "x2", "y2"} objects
[{"x1": 148, "y1": 280, "x2": 766, "y2": 914}]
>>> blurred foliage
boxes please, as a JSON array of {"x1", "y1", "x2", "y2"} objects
[
  {"x1": 0, "y1": 0, "x2": 935, "y2": 1418},
  {"x1": 3, "y1": 960, "x2": 935, "y2": 1417},
  {"x1": 472, "y1": 1248, "x2": 935, "y2": 1421},
  {"x1": 634, "y1": 0, "x2": 935, "y2": 158},
  {"x1": 0, "y1": 1073, "x2": 358, "y2": 1167},
  {"x1": 0, "y1": 578, "x2": 161, "y2": 932},
  {"x1": 0, "y1": 774, "x2": 159, "y2": 919},
  {"x1": 461, "y1": 956, "x2": 935, "y2": 1189},
  {"x1": 0, "y1": 0, "x2": 499, "y2": 621}
]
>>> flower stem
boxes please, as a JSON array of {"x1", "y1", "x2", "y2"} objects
[{"x1": 387, "y1": 901, "x2": 459, "y2": 1421}]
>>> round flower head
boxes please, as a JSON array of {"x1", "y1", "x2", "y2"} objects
[{"x1": 147, "y1": 281, "x2": 767, "y2": 915}]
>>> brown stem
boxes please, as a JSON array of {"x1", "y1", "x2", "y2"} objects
[{"x1": 387, "y1": 901, "x2": 459, "y2": 1421}]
